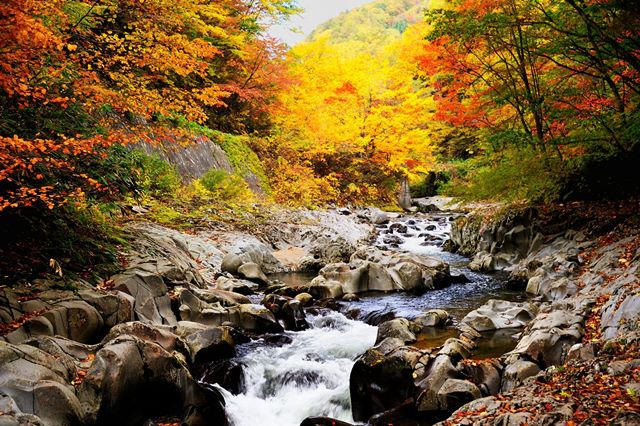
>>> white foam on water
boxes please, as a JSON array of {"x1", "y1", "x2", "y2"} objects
[{"x1": 218, "y1": 312, "x2": 377, "y2": 426}]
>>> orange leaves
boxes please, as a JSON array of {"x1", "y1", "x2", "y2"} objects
[
  {"x1": 0, "y1": 134, "x2": 116, "y2": 211},
  {"x1": 0, "y1": 0, "x2": 67, "y2": 105},
  {"x1": 0, "y1": 309, "x2": 50, "y2": 336},
  {"x1": 71, "y1": 353, "x2": 95, "y2": 387}
]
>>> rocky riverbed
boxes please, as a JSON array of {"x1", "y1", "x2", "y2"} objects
[{"x1": 0, "y1": 201, "x2": 638, "y2": 425}]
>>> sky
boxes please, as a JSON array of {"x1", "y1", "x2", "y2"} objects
[{"x1": 269, "y1": 0, "x2": 373, "y2": 46}]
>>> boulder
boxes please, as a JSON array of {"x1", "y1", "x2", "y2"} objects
[
  {"x1": 228, "y1": 242, "x2": 284, "y2": 275},
  {"x1": 438, "y1": 338, "x2": 475, "y2": 362},
  {"x1": 236, "y1": 304, "x2": 284, "y2": 334},
  {"x1": 294, "y1": 293, "x2": 314, "y2": 307},
  {"x1": 0, "y1": 341, "x2": 83, "y2": 425},
  {"x1": 376, "y1": 319, "x2": 417, "y2": 345},
  {"x1": 461, "y1": 300, "x2": 537, "y2": 332},
  {"x1": 316, "y1": 251, "x2": 448, "y2": 295},
  {"x1": 299, "y1": 237, "x2": 356, "y2": 272},
  {"x1": 468, "y1": 252, "x2": 495, "y2": 272},
  {"x1": 460, "y1": 359, "x2": 502, "y2": 396},
  {"x1": 4, "y1": 300, "x2": 104, "y2": 345},
  {"x1": 184, "y1": 326, "x2": 237, "y2": 364},
  {"x1": 215, "y1": 277, "x2": 258, "y2": 295},
  {"x1": 506, "y1": 308, "x2": 584, "y2": 367},
  {"x1": 415, "y1": 310, "x2": 451, "y2": 329},
  {"x1": 126, "y1": 222, "x2": 215, "y2": 286},
  {"x1": 436, "y1": 379, "x2": 482, "y2": 412},
  {"x1": 317, "y1": 262, "x2": 369, "y2": 294},
  {"x1": 112, "y1": 271, "x2": 177, "y2": 326},
  {"x1": 263, "y1": 294, "x2": 308, "y2": 331},
  {"x1": 77, "y1": 289, "x2": 135, "y2": 330},
  {"x1": 0, "y1": 394, "x2": 46, "y2": 426},
  {"x1": 178, "y1": 289, "x2": 232, "y2": 326},
  {"x1": 308, "y1": 278, "x2": 344, "y2": 300},
  {"x1": 78, "y1": 335, "x2": 227, "y2": 425},
  {"x1": 350, "y1": 340, "x2": 422, "y2": 422},
  {"x1": 342, "y1": 293, "x2": 360, "y2": 302},
  {"x1": 371, "y1": 210, "x2": 390, "y2": 225},
  {"x1": 221, "y1": 254, "x2": 244, "y2": 275},
  {"x1": 190, "y1": 287, "x2": 251, "y2": 307},
  {"x1": 501, "y1": 360, "x2": 540, "y2": 392},
  {"x1": 200, "y1": 359, "x2": 246, "y2": 395},
  {"x1": 415, "y1": 355, "x2": 458, "y2": 412},
  {"x1": 237, "y1": 263, "x2": 269, "y2": 285},
  {"x1": 102, "y1": 322, "x2": 189, "y2": 360}
]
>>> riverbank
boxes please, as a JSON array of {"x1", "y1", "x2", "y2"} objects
[{"x1": 0, "y1": 199, "x2": 638, "y2": 425}]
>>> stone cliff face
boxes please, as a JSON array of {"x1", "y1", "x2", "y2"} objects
[
  {"x1": 448, "y1": 207, "x2": 544, "y2": 271},
  {"x1": 138, "y1": 136, "x2": 234, "y2": 182},
  {"x1": 136, "y1": 133, "x2": 265, "y2": 194}
]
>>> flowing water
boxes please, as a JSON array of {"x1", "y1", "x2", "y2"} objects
[
  {"x1": 211, "y1": 212, "x2": 523, "y2": 426},
  {"x1": 215, "y1": 312, "x2": 377, "y2": 425}
]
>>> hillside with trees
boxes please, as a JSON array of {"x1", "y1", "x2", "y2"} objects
[{"x1": 0, "y1": 1, "x2": 639, "y2": 426}]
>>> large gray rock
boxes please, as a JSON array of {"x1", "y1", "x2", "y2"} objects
[
  {"x1": 308, "y1": 278, "x2": 345, "y2": 300},
  {"x1": 299, "y1": 237, "x2": 356, "y2": 272},
  {"x1": 190, "y1": 287, "x2": 251, "y2": 307},
  {"x1": 461, "y1": 299, "x2": 537, "y2": 332},
  {"x1": 178, "y1": 289, "x2": 232, "y2": 326},
  {"x1": 316, "y1": 249, "x2": 449, "y2": 295},
  {"x1": 126, "y1": 222, "x2": 210, "y2": 288},
  {"x1": 460, "y1": 359, "x2": 502, "y2": 396},
  {"x1": 505, "y1": 305, "x2": 585, "y2": 368},
  {"x1": 221, "y1": 254, "x2": 244, "y2": 275},
  {"x1": 237, "y1": 262, "x2": 269, "y2": 285},
  {"x1": 225, "y1": 242, "x2": 284, "y2": 275},
  {"x1": 0, "y1": 341, "x2": 83, "y2": 425},
  {"x1": 236, "y1": 304, "x2": 283, "y2": 334},
  {"x1": 376, "y1": 319, "x2": 417, "y2": 345},
  {"x1": 263, "y1": 294, "x2": 309, "y2": 331},
  {"x1": 449, "y1": 208, "x2": 541, "y2": 270},
  {"x1": 501, "y1": 360, "x2": 541, "y2": 392},
  {"x1": 436, "y1": 379, "x2": 482, "y2": 411},
  {"x1": 78, "y1": 335, "x2": 227, "y2": 425},
  {"x1": 3, "y1": 300, "x2": 104, "y2": 346},
  {"x1": 101, "y1": 321, "x2": 190, "y2": 361},
  {"x1": 178, "y1": 289, "x2": 281, "y2": 334},
  {"x1": 350, "y1": 339, "x2": 422, "y2": 422},
  {"x1": 77, "y1": 289, "x2": 135, "y2": 329},
  {"x1": 113, "y1": 270, "x2": 177, "y2": 326},
  {"x1": 601, "y1": 279, "x2": 640, "y2": 340},
  {"x1": 184, "y1": 326, "x2": 237, "y2": 364},
  {"x1": 361, "y1": 208, "x2": 390, "y2": 225},
  {"x1": 215, "y1": 276, "x2": 258, "y2": 295},
  {"x1": 317, "y1": 262, "x2": 370, "y2": 294},
  {"x1": 415, "y1": 310, "x2": 451, "y2": 329},
  {"x1": 415, "y1": 355, "x2": 458, "y2": 412}
]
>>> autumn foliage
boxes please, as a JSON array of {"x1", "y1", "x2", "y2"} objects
[
  {"x1": 0, "y1": 0, "x2": 297, "y2": 211},
  {"x1": 420, "y1": 0, "x2": 640, "y2": 200},
  {"x1": 263, "y1": 7, "x2": 442, "y2": 206}
]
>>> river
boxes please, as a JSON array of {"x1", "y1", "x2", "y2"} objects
[{"x1": 208, "y1": 211, "x2": 525, "y2": 425}]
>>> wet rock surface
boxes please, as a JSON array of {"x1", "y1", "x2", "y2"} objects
[{"x1": 2, "y1": 203, "x2": 638, "y2": 426}]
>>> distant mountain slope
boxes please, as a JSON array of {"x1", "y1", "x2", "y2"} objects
[{"x1": 309, "y1": 0, "x2": 431, "y2": 48}]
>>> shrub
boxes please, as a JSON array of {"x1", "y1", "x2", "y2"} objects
[
  {"x1": 441, "y1": 147, "x2": 565, "y2": 203},
  {"x1": 0, "y1": 203, "x2": 124, "y2": 284},
  {"x1": 88, "y1": 145, "x2": 181, "y2": 200},
  {"x1": 200, "y1": 169, "x2": 251, "y2": 201}
]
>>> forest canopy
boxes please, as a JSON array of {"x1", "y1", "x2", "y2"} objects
[{"x1": 1, "y1": 0, "x2": 639, "y2": 214}]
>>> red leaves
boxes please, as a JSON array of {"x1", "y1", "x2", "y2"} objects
[
  {"x1": 0, "y1": 309, "x2": 49, "y2": 336},
  {"x1": 71, "y1": 353, "x2": 95, "y2": 387},
  {"x1": 583, "y1": 294, "x2": 611, "y2": 343}
]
